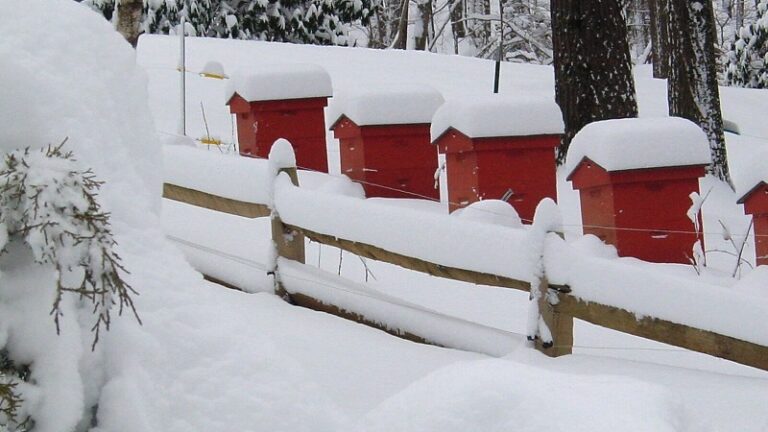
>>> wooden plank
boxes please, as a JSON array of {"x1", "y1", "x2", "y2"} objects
[
  {"x1": 163, "y1": 183, "x2": 270, "y2": 218},
  {"x1": 556, "y1": 294, "x2": 768, "y2": 372},
  {"x1": 290, "y1": 225, "x2": 532, "y2": 292}
]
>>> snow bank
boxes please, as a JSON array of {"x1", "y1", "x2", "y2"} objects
[
  {"x1": 225, "y1": 63, "x2": 332, "y2": 102},
  {"x1": 328, "y1": 85, "x2": 444, "y2": 127},
  {"x1": 430, "y1": 94, "x2": 564, "y2": 142},
  {"x1": 163, "y1": 145, "x2": 363, "y2": 204},
  {"x1": 0, "y1": 1, "x2": 159, "y2": 430},
  {"x1": 0, "y1": 0, "x2": 160, "y2": 218},
  {"x1": 565, "y1": 117, "x2": 712, "y2": 175},
  {"x1": 359, "y1": 359, "x2": 685, "y2": 432}
]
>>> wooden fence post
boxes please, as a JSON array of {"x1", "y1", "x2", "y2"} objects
[
  {"x1": 268, "y1": 140, "x2": 305, "y2": 301},
  {"x1": 534, "y1": 271, "x2": 573, "y2": 357},
  {"x1": 529, "y1": 199, "x2": 574, "y2": 357}
]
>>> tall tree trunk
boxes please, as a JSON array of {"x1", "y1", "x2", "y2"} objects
[
  {"x1": 551, "y1": 0, "x2": 639, "y2": 164},
  {"x1": 648, "y1": 0, "x2": 669, "y2": 77},
  {"x1": 414, "y1": 0, "x2": 433, "y2": 49},
  {"x1": 667, "y1": 0, "x2": 731, "y2": 184},
  {"x1": 392, "y1": 0, "x2": 410, "y2": 49},
  {"x1": 450, "y1": 0, "x2": 466, "y2": 39},
  {"x1": 116, "y1": 0, "x2": 144, "y2": 47}
]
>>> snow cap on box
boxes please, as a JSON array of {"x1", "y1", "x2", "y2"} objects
[
  {"x1": 328, "y1": 85, "x2": 444, "y2": 127},
  {"x1": 565, "y1": 117, "x2": 712, "y2": 177},
  {"x1": 226, "y1": 63, "x2": 332, "y2": 103},
  {"x1": 430, "y1": 94, "x2": 564, "y2": 142}
]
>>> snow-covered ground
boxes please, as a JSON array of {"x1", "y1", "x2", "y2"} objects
[
  {"x1": 1, "y1": 1, "x2": 767, "y2": 431},
  {"x1": 139, "y1": 29, "x2": 768, "y2": 430}
]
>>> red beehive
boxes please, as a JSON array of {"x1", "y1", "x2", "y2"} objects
[
  {"x1": 226, "y1": 64, "x2": 332, "y2": 172},
  {"x1": 738, "y1": 181, "x2": 768, "y2": 266},
  {"x1": 566, "y1": 117, "x2": 711, "y2": 264},
  {"x1": 431, "y1": 95, "x2": 564, "y2": 222},
  {"x1": 329, "y1": 87, "x2": 444, "y2": 199}
]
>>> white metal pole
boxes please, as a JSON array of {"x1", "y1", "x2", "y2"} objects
[{"x1": 179, "y1": 16, "x2": 186, "y2": 136}]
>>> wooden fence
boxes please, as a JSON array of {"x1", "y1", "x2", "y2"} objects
[{"x1": 162, "y1": 153, "x2": 768, "y2": 372}]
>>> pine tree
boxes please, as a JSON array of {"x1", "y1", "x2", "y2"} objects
[
  {"x1": 667, "y1": 0, "x2": 731, "y2": 184},
  {"x1": 551, "y1": 0, "x2": 639, "y2": 163},
  {"x1": 725, "y1": 0, "x2": 768, "y2": 88}
]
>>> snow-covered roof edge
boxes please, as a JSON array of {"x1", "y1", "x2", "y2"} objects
[
  {"x1": 327, "y1": 85, "x2": 445, "y2": 128},
  {"x1": 565, "y1": 117, "x2": 712, "y2": 176},
  {"x1": 430, "y1": 95, "x2": 564, "y2": 142},
  {"x1": 225, "y1": 63, "x2": 333, "y2": 103}
]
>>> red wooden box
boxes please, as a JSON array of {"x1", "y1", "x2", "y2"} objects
[
  {"x1": 569, "y1": 159, "x2": 706, "y2": 264},
  {"x1": 228, "y1": 93, "x2": 329, "y2": 172},
  {"x1": 738, "y1": 181, "x2": 768, "y2": 266},
  {"x1": 435, "y1": 129, "x2": 559, "y2": 222},
  {"x1": 331, "y1": 116, "x2": 438, "y2": 199}
]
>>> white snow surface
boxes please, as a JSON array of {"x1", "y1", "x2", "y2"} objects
[
  {"x1": 327, "y1": 85, "x2": 444, "y2": 127},
  {"x1": 430, "y1": 94, "x2": 564, "y2": 141},
  {"x1": 0, "y1": 2, "x2": 159, "y2": 431},
  {"x1": 225, "y1": 63, "x2": 332, "y2": 103},
  {"x1": 565, "y1": 117, "x2": 712, "y2": 175},
  {"x1": 1, "y1": 21, "x2": 763, "y2": 432}
]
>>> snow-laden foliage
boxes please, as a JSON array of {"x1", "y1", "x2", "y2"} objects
[
  {"x1": 0, "y1": 143, "x2": 138, "y2": 346},
  {"x1": 87, "y1": 0, "x2": 379, "y2": 45},
  {"x1": 0, "y1": 143, "x2": 140, "y2": 431},
  {"x1": 724, "y1": 0, "x2": 768, "y2": 88}
]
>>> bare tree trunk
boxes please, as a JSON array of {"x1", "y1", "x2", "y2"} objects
[
  {"x1": 667, "y1": 0, "x2": 731, "y2": 184},
  {"x1": 392, "y1": 0, "x2": 410, "y2": 49},
  {"x1": 552, "y1": 0, "x2": 639, "y2": 163},
  {"x1": 414, "y1": 0, "x2": 433, "y2": 49},
  {"x1": 648, "y1": 0, "x2": 669, "y2": 77},
  {"x1": 450, "y1": 0, "x2": 466, "y2": 38},
  {"x1": 116, "y1": 0, "x2": 144, "y2": 47}
]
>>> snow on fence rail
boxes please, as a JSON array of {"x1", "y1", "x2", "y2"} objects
[{"x1": 162, "y1": 143, "x2": 768, "y2": 371}]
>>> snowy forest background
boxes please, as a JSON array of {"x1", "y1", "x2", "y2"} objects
[{"x1": 79, "y1": 0, "x2": 768, "y2": 88}]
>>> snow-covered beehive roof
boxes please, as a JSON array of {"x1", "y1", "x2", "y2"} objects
[
  {"x1": 430, "y1": 94, "x2": 564, "y2": 142},
  {"x1": 565, "y1": 117, "x2": 712, "y2": 177},
  {"x1": 225, "y1": 63, "x2": 332, "y2": 103},
  {"x1": 327, "y1": 85, "x2": 444, "y2": 127}
]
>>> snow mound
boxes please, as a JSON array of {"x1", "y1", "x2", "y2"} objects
[
  {"x1": 358, "y1": 359, "x2": 685, "y2": 432},
  {"x1": 328, "y1": 85, "x2": 444, "y2": 127},
  {"x1": 452, "y1": 199, "x2": 523, "y2": 228},
  {"x1": 0, "y1": 0, "x2": 160, "y2": 218},
  {"x1": 565, "y1": 117, "x2": 712, "y2": 175},
  {"x1": 0, "y1": 0, "x2": 160, "y2": 430},
  {"x1": 430, "y1": 94, "x2": 564, "y2": 142},
  {"x1": 226, "y1": 63, "x2": 332, "y2": 102}
]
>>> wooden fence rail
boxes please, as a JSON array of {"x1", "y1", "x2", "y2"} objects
[{"x1": 162, "y1": 151, "x2": 768, "y2": 372}]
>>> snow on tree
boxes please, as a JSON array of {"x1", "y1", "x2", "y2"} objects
[
  {"x1": 91, "y1": 0, "x2": 379, "y2": 45},
  {"x1": 498, "y1": 0, "x2": 553, "y2": 64},
  {"x1": 667, "y1": 0, "x2": 732, "y2": 184},
  {"x1": 551, "y1": 0, "x2": 639, "y2": 164},
  {"x1": 0, "y1": 144, "x2": 138, "y2": 431},
  {"x1": 724, "y1": 0, "x2": 768, "y2": 88}
]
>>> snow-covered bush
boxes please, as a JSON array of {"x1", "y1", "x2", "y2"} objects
[
  {"x1": 0, "y1": 143, "x2": 138, "y2": 431},
  {"x1": 724, "y1": 0, "x2": 768, "y2": 88}
]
